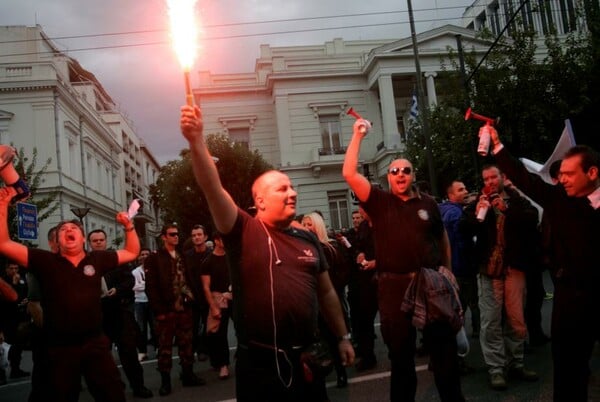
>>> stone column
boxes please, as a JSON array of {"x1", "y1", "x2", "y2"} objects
[
  {"x1": 377, "y1": 75, "x2": 400, "y2": 149},
  {"x1": 424, "y1": 72, "x2": 438, "y2": 107},
  {"x1": 274, "y1": 95, "x2": 292, "y2": 166}
]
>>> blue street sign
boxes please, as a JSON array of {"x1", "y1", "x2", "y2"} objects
[{"x1": 17, "y1": 202, "x2": 38, "y2": 241}]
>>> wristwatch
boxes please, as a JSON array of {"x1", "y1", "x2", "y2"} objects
[{"x1": 337, "y1": 333, "x2": 352, "y2": 342}]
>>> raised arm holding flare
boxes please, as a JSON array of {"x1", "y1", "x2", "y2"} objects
[{"x1": 180, "y1": 104, "x2": 353, "y2": 401}]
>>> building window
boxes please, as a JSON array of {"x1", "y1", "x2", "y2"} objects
[
  {"x1": 86, "y1": 154, "x2": 92, "y2": 184},
  {"x1": 228, "y1": 127, "x2": 250, "y2": 150},
  {"x1": 488, "y1": 1, "x2": 501, "y2": 36},
  {"x1": 504, "y1": 0, "x2": 515, "y2": 37},
  {"x1": 520, "y1": 0, "x2": 534, "y2": 31},
  {"x1": 68, "y1": 140, "x2": 79, "y2": 180},
  {"x1": 218, "y1": 115, "x2": 256, "y2": 150},
  {"x1": 475, "y1": 11, "x2": 487, "y2": 31},
  {"x1": 538, "y1": 0, "x2": 555, "y2": 35},
  {"x1": 328, "y1": 191, "x2": 350, "y2": 230},
  {"x1": 397, "y1": 115, "x2": 406, "y2": 141},
  {"x1": 558, "y1": 0, "x2": 577, "y2": 33},
  {"x1": 319, "y1": 115, "x2": 343, "y2": 155}
]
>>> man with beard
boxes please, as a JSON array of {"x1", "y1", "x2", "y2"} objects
[{"x1": 469, "y1": 165, "x2": 539, "y2": 390}]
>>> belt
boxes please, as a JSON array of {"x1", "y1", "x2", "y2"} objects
[
  {"x1": 237, "y1": 341, "x2": 305, "y2": 369},
  {"x1": 240, "y1": 340, "x2": 304, "y2": 353}
]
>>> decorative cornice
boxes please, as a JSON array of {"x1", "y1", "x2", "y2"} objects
[
  {"x1": 218, "y1": 114, "x2": 258, "y2": 130},
  {"x1": 308, "y1": 101, "x2": 348, "y2": 118}
]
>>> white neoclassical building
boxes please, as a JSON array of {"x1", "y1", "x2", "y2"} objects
[
  {"x1": 194, "y1": 0, "x2": 592, "y2": 230},
  {"x1": 0, "y1": 25, "x2": 162, "y2": 250},
  {"x1": 193, "y1": 24, "x2": 493, "y2": 230},
  {"x1": 462, "y1": 0, "x2": 583, "y2": 37}
]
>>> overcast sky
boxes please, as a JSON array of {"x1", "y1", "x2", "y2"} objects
[{"x1": 1, "y1": 0, "x2": 473, "y2": 164}]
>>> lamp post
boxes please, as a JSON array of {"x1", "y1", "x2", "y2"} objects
[{"x1": 70, "y1": 207, "x2": 90, "y2": 225}]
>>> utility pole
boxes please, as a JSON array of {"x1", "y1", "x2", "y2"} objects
[{"x1": 407, "y1": 0, "x2": 437, "y2": 196}]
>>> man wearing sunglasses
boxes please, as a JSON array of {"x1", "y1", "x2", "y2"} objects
[
  {"x1": 145, "y1": 224, "x2": 206, "y2": 396},
  {"x1": 343, "y1": 118, "x2": 464, "y2": 402}
]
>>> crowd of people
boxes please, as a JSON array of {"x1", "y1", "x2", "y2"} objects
[{"x1": 0, "y1": 104, "x2": 597, "y2": 402}]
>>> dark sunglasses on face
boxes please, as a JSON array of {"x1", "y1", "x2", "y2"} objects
[
  {"x1": 166, "y1": 232, "x2": 179, "y2": 237},
  {"x1": 388, "y1": 166, "x2": 412, "y2": 176}
]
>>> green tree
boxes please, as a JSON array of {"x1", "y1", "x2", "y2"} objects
[
  {"x1": 150, "y1": 134, "x2": 272, "y2": 237},
  {"x1": 5, "y1": 147, "x2": 59, "y2": 245},
  {"x1": 405, "y1": 9, "x2": 597, "y2": 194}
]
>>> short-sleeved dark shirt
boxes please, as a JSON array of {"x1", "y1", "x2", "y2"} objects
[
  {"x1": 363, "y1": 187, "x2": 444, "y2": 274},
  {"x1": 223, "y1": 208, "x2": 327, "y2": 347},
  {"x1": 185, "y1": 248, "x2": 212, "y2": 304},
  {"x1": 200, "y1": 253, "x2": 230, "y2": 293},
  {"x1": 28, "y1": 248, "x2": 118, "y2": 345}
]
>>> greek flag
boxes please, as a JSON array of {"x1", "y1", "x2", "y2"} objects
[{"x1": 409, "y1": 91, "x2": 418, "y2": 120}]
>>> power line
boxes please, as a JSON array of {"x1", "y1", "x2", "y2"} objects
[
  {"x1": 1, "y1": 17, "x2": 464, "y2": 58},
  {"x1": 0, "y1": 5, "x2": 475, "y2": 44},
  {"x1": 0, "y1": 3, "x2": 565, "y2": 59}
]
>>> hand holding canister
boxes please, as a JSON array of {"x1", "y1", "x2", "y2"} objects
[
  {"x1": 464, "y1": 108, "x2": 499, "y2": 156},
  {"x1": 347, "y1": 107, "x2": 373, "y2": 135}
]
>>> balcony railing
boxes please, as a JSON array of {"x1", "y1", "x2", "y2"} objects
[{"x1": 318, "y1": 146, "x2": 347, "y2": 156}]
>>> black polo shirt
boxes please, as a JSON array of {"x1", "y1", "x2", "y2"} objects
[
  {"x1": 28, "y1": 248, "x2": 118, "y2": 345},
  {"x1": 363, "y1": 187, "x2": 444, "y2": 274},
  {"x1": 223, "y1": 208, "x2": 327, "y2": 347}
]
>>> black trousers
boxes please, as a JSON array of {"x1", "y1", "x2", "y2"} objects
[
  {"x1": 379, "y1": 273, "x2": 464, "y2": 402},
  {"x1": 47, "y1": 334, "x2": 125, "y2": 402},
  {"x1": 235, "y1": 344, "x2": 317, "y2": 402},
  {"x1": 551, "y1": 281, "x2": 599, "y2": 402},
  {"x1": 456, "y1": 275, "x2": 480, "y2": 334},
  {"x1": 103, "y1": 306, "x2": 145, "y2": 390},
  {"x1": 192, "y1": 302, "x2": 209, "y2": 355},
  {"x1": 354, "y1": 270, "x2": 378, "y2": 361},
  {"x1": 28, "y1": 325, "x2": 50, "y2": 402},
  {"x1": 207, "y1": 307, "x2": 231, "y2": 368},
  {"x1": 525, "y1": 268, "x2": 546, "y2": 340}
]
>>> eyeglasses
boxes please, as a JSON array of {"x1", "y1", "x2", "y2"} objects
[
  {"x1": 388, "y1": 166, "x2": 412, "y2": 176},
  {"x1": 166, "y1": 232, "x2": 179, "y2": 237}
]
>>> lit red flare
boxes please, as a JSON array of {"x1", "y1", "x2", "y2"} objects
[{"x1": 167, "y1": 0, "x2": 200, "y2": 105}]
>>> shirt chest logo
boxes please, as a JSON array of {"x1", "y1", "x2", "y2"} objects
[
  {"x1": 417, "y1": 209, "x2": 430, "y2": 221},
  {"x1": 83, "y1": 265, "x2": 96, "y2": 276},
  {"x1": 298, "y1": 248, "x2": 317, "y2": 264}
]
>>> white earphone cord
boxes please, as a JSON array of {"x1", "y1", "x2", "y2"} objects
[{"x1": 261, "y1": 220, "x2": 292, "y2": 388}]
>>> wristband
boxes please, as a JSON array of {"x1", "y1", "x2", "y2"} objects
[
  {"x1": 337, "y1": 333, "x2": 352, "y2": 342},
  {"x1": 11, "y1": 178, "x2": 30, "y2": 202},
  {"x1": 124, "y1": 226, "x2": 135, "y2": 232}
]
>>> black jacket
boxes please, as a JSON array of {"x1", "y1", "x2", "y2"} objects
[
  {"x1": 468, "y1": 186, "x2": 541, "y2": 273},
  {"x1": 144, "y1": 248, "x2": 200, "y2": 316},
  {"x1": 495, "y1": 147, "x2": 600, "y2": 288}
]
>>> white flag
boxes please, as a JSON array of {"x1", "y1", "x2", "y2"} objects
[{"x1": 520, "y1": 119, "x2": 576, "y2": 184}]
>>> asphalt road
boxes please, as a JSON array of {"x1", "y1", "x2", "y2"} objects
[{"x1": 2, "y1": 273, "x2": 599, "y2": 402}]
